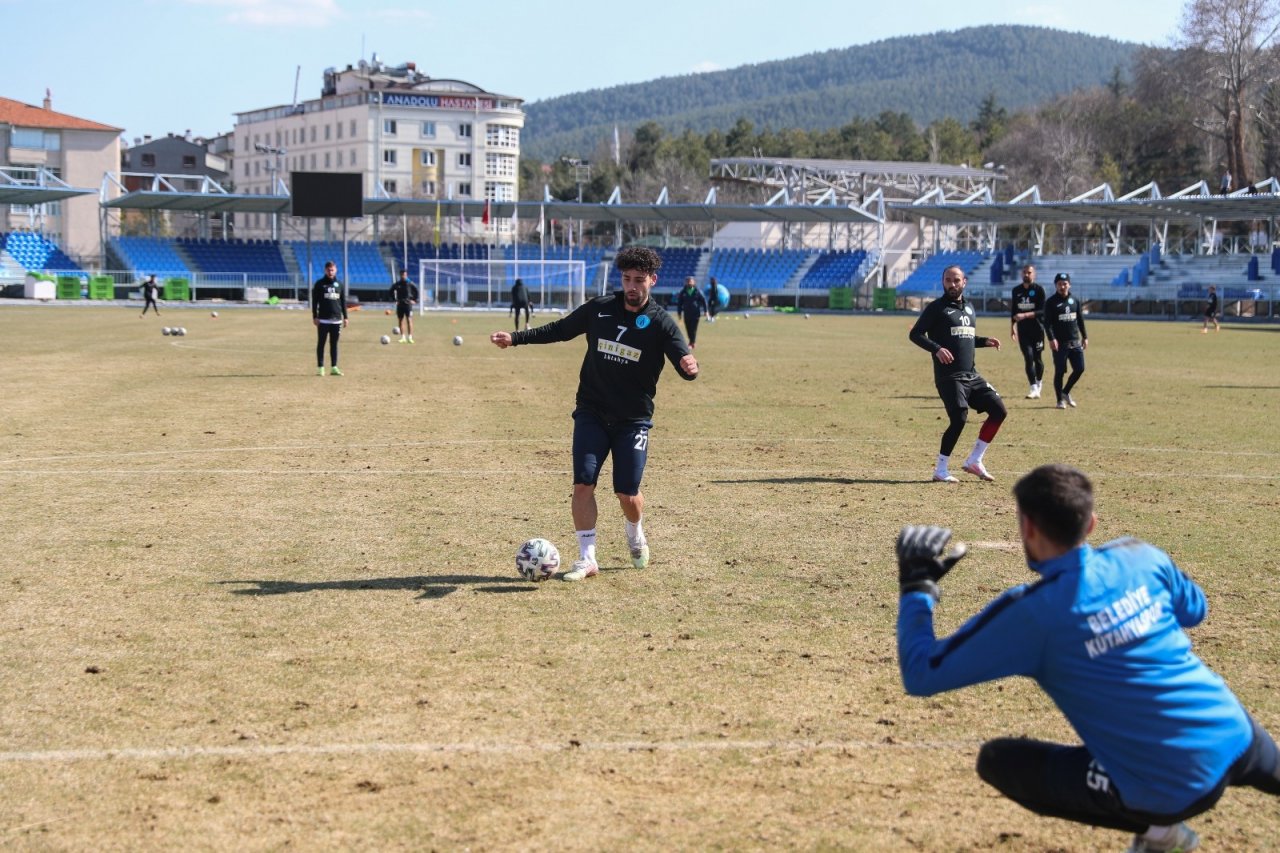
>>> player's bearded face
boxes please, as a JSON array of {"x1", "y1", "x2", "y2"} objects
[
  {"x1": 942, "y1": 271, "x2": 966, "y2": 299},
  {"x1": 621, "y1": 271, "x2": 655, "y2": 309}
]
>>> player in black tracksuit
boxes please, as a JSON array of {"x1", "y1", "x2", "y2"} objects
[
  {"x1": 389, "y1": 270, "x2": 418, "y2": 343},
  {"x1": 489, "y1": 246, "x2": 699, "y2": 581},
  {"x1": 676, "y1": 277, "x2": 709, "y2": 348},
  {"x1": 1203, "y1": 285, "x2": 1220, "y2": 333},
  {"x1": 1045, "y1": 272, "x2": 1088, "y2": 408},
  {"x1": 311, "y1": 261, "x2": 347, "y2": 375},
  {"x1": 510, "y1": 278, "x2": 532, "y2": 331},
  {"x1": 1010, "y1": 264, "x2": 1047, "y2": 399},
  {"x1": 908, "y1": 264, "x2": 1006, "y2": 483},
  {"x1": 140, "y1": 274, "x2": 161, "y2": 316}
]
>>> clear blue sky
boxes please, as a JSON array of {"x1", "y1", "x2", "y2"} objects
[{"x1": 1, "y1": 0, "x2": 1184, "y2": 143}]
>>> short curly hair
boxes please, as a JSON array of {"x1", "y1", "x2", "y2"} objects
[{"x1": 615, "y1": 245, "x2": 662, "y2": 276}]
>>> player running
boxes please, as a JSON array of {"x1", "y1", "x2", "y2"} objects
[
  {"x1": 1010, "y1": 264, "x2": 1047, "y2": 399},
  {"x1": 488, "y1": 246, "x2": 698, "y2": 581},
  {"x1": 908, "y1": 265, "x2": 1006, "y2": 483}
]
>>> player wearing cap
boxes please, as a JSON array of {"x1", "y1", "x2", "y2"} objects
[
  {"x1": 1045, "y1": 272, "x2": 1088, "y2": 409},
  {"x1": 1010, "y1": 264, "x2": 1047, "y2": 399},
  {"x1": 908, "y1": 264, "x2": 1006, "y2": 483}
]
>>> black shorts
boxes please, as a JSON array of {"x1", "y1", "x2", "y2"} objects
[
  {"x1": 396, "y1": 302, "x2": 413, "y2": 320},
  {"x1": 936, "y1": 373, "x2": 1002, "y2": 416},
  {"x1": 571, "y1": 410, "x2": 651, "y2": 496}
]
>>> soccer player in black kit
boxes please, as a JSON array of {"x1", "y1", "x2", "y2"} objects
[
  {"x1": 312, "y1": 261, "x2": 347, "y2": 376},
  {"x1": 908, "y1": 265, "x2": 1006, "y2": 483},
  {"x1": 676, "y1": 276, "x2": 709, "y2": 348},
  {"x1": 489, "y1": 246, "x2": 699, "y2": 581},
  {"x1": 510, "y1": 278, "x2": 532, "y2": 331},
  {"x1": 1045, "y1": 272, "x2": 1088, "y2": 409},
  {"x1": 389, "y1": 269, "x2": 418, "y2": 343},
  {"x1": 1010, "y1": 264, "x2": 1046, "y2": 399}
]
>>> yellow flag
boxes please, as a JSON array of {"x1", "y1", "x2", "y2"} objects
[{"x1": 433, "y1": 200, "x2": 442, "y2": 250}]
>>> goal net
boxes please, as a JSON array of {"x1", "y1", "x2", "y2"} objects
[{"x1": 419, "y1": 258, "x2": 588, "y2": 312}]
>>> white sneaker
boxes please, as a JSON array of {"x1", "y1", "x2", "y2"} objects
[
  {"x1": 1125, "y1": 822, "x2": 1200, "y2": 853},
  {"x1": 562, "y1": 559, "x2": 599, "y2": 582},
  {"x1": 1029, "y1": 383, "x2": 1042, "y2": 399},
  {"x1": 1064, "y1": 393, "x2": 1077, "y2": 408},
  {"x1": 1056, "y1": 398, "x2": 1067, "y2": 409},
  {"x1": 962, "y1": 460, "x2": 995, "y2": 482},
  {"x1": 932, "y1": 472, "x2": 959, "y2": 483},
  {"x1": 629, "y1": 542, "x2": 650, "y2": 569}
]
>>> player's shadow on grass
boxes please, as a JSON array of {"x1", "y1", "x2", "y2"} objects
[
  {"x1": 711, "y1": 476, "x2": 912, "y2": 485},
  {"x1": 217, "y1": 574, "x2": 529, "y2": 599}
]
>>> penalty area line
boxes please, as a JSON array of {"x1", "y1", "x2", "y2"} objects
[{"x1": 0, "y1": 738, "x2": 981, "y2": 764}]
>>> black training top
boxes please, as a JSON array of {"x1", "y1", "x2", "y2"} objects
[
  {"x1": 1045, "y1": 292, "x2": 1087, "y2": 345},
  {"x1": 1010, "y1": 282, "x2": 1046, "y2": 338},
  {"x1": 511, "y1": 281, "x2": 530, "y2": 306},
  {"x1": 676, "y1": 285, "x2": 708, "y2": 320},
  {"x1": 390, "y1": 277, "x2": 418, "y2": 305},
  {"x1": 908, "y1": 296, "x2": 996, "y2": 378},
  {"x1": 312, "y1": 275, "x2": 347, "y2": 322},
  {"x1": 1207, "y1": 292, "x2": 1220, "y2": 314},
  {"x1": 511, "y1": 292, "x2": 696, "y2": 423}
]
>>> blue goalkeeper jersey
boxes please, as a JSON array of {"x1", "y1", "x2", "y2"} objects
[{"x1": 898, "y1": 537, "x2": 1254, "y2": 814}]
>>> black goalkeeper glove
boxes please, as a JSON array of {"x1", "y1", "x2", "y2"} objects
[{"x1": 896, "y1": 525, "x2": 968, "y2": 601}]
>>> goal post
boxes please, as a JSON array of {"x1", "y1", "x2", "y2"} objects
[{"x1": 418, "y1": 258, "x2": 588, "y2": 312}]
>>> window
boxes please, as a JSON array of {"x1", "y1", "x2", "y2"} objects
[
  {"x1": 383, "y1": 119, "x2": 397, "y2": 136},
  {"x1": 457, "y1": 152, "x2": 471, "y2": 168},
  {"x1": 485, "y1": 125, "x2": 519, "y2": 148},
  {"x1": 275, "y1": 131, "x2": 282, "y2": 147},
  {"x1": 13, "y1": 128, "x2": 61, "y2": 151},
  {"x1": 254, "y1": 161, "x2": 260, "y2": 176},
  {"x1": 419, "y1": 150, "x2": 436, "y2": 167},
  {"x1": 382, "y1": 179, "x2": 398, "y2": 195},
  {"x1": 383, "y1": 149, "x2": 397, "y2": 166},
  {"x1": 336, "y1": 121, "x2": 343, "y2": 140},
  {"x1": 141, "y1": 153, "x2": 156, "y2": 168},
  {"x1": 485, "y1": 182, "x2": 514, "y2": 202},
  {"x1": 324, "y1": 152, "x2": 331, "y2": 168},
  {"x1": 324, "y1": 124, "x2": 331, "y2": 141},
  {"x1": 310, "y1": 126, "x2": 316, "y2": 143},
  {"x1": 485, "y1": 152, "x2": 515, "y2": 178},
  {"x1": 182, "y1": 155, "x2": 197, "y2": 169},
  {"x1": 420, "y1": 121, "x2": 436, "y2": 138},
  {"x1": 420, "y1": 180, "x2": 436, "y2": 196},
  {"x1": 244, "y1": 161, "x2": 250, "y2": 177},
  {"x1": 458, "y1": 122, "x2": 472, "y2": 138},
  {"x1": 350, "y1": 119, "x2": 356, "y2": 136},
  {"x1": 310, "y1": 153, "x2": 316, "y2": 169},
  {"x1": 457, "y1": 182, "x2": 472, "y2": 197}
]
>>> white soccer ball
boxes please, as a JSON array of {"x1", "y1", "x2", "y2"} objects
[
  {"x1": 177, "y1": 327, "x2": 187, "y2": 336},
  {"x1": 805, "y1": 313, "x2": 811, "y2": 319},
  {"x1": 380, "y1": 335, "x2": 390, "y2": 345},
  {"x1": 211, "y1": 311, "x2": 219, "y2": 318},
  {"x1": 453, "y1": 335, "x2": 463, "y2": 346},
  {"x1": 392, "y1": 326, "x2": 401, "y2": 336},
  {"x1": 516, "y1": 538, "x2": 561, "y2": 582},
  {"x1": 161, "y1": 327, "x2": 171, "y2": 336}
]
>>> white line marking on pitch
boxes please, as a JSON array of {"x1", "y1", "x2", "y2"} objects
[{"x1": 0, "y1": 738, "x2": 981, "y2": 764}]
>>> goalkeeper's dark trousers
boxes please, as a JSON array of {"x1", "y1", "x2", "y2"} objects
[
  {"x1": 316, "y1": 324, "x2": 341, "y2": 367},
  {"x1": 975, "y1": 716, "x2": 1280, "y2": 832}
]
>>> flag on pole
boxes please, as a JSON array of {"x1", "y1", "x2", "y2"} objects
[
  {"x1": 482, "y1": 199, "x2": 491, "y2": 226},
  {"x1": 433, "y1": 199, "x2": 442, "y2": 250}
]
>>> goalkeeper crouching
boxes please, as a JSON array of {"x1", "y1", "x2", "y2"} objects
[{"x1": 895, "y1": 464, "x2": 1280, "y2": 853}]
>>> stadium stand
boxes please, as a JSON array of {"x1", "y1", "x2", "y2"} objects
[
  {"x1": 176, "y1": 238, "x2": 286, "y2": 275},
  {"x1": 110, "y1": 236, "x2": 192, "y2": 277},
  {"x1": 798, "y1": 249, "x2": 869, "y2": 288},
  {"x1": 2, "y1": 231, "x2": 81, "y2": 272},
  {"x1": 287, "y1": 240, "x2": 389, "y2": 285},
  {"x1": 707, "y1": 247, "x2": 808, "y2": 290},
  {"x1": 606, "y1": 247, "x2": 704, "y2": 289},
  {"x1": 897, "y1": 250, "x2": 985, "y2": 295}
]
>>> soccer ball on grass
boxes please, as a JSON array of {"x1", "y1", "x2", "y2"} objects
[{"x1": 515, "y1": 538, "x2": 560, "y2": 582}]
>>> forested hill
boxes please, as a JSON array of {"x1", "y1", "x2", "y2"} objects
[{"x1": 521, "y1": 25, "x2": 1140, "y2": 160}]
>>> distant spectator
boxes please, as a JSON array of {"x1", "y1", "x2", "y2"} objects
[{"x1": 1219, "y1": 167, "x2": 1232, "y2": 195}]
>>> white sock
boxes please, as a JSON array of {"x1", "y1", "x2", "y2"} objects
[
  {"x1": 967, "y1": 440, "x2": 989, "y2": 465},
  {"x1": 934, "y1": 454, "x2": 950, "y2": 477},
  {"x1": 625, "y1": 517, "x2": 645, "y2": 546},
  {"x1": 575, "y1": 529, "x2": 597, "y2": 563},
  {"x1": 1142, "y1": 825, "x2": 1175, "y2": 843}
]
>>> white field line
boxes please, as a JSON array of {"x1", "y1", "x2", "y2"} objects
[
  {"x1": 0, "y1": 738, "x2": 980, "y2": 765},
  {"x1": 5, "y1": 436, "x2": 1280, "y2": 468}
]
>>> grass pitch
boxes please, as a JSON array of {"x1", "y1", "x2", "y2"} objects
[{"x1": 1, "y1": 303, "x2": 1277, "y2": 851}]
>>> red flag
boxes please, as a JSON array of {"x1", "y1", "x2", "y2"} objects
[{"x1": 481, "y1": 199, "x2": 491, "y2": 225}]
